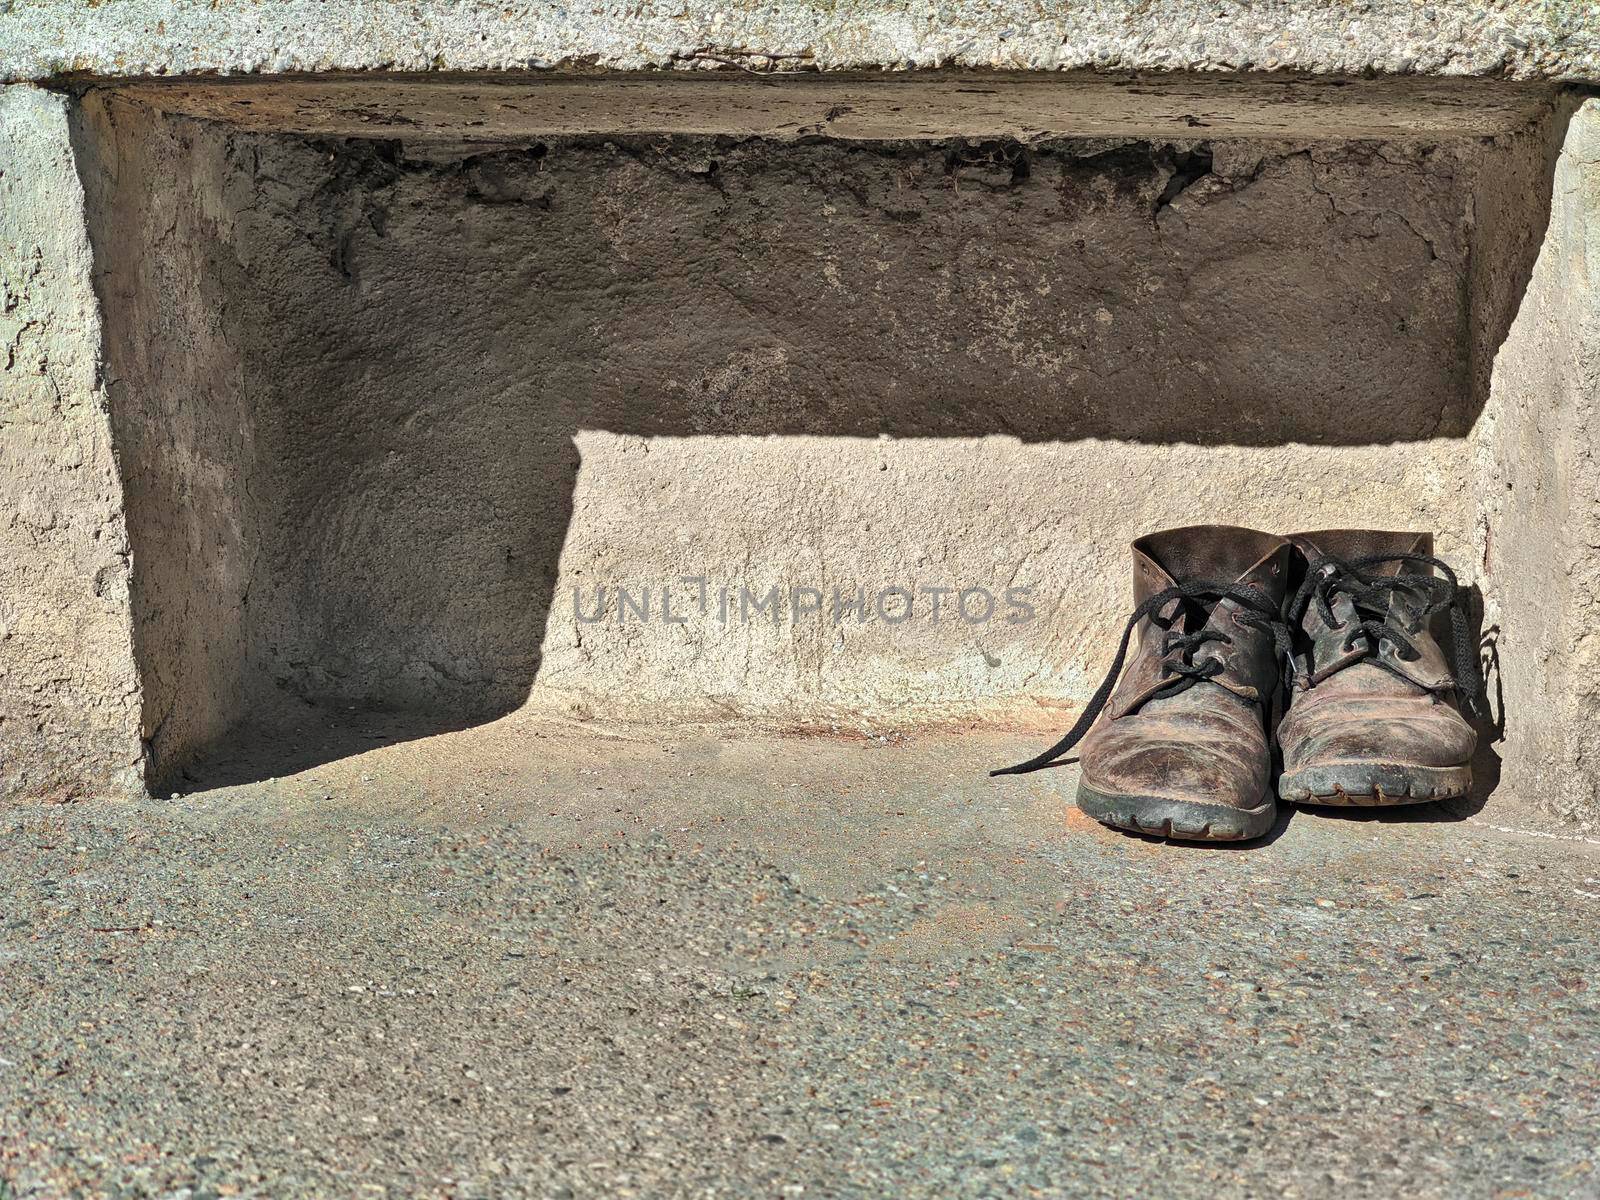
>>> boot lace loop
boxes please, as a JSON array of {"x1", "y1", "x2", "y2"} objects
[
  {"x1": 1286, "y1": 552, "x2": 1484, "y2": 717},
  {"x1": 991, "y1": 580, "x2": 1288, "y2": 778}
]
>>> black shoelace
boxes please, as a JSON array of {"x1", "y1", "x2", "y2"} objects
[
  {"x1": 1286, "y1": 553, "x2": 1485, "y2": 717},
  {"x1": 990, "y1": 580, "x2": 1290, "y2": 778}
]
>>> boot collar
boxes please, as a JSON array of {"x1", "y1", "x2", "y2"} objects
[
  {"x1": 1289, "y1": 529, "x2": 1433, "y2": 571},
  {"x1": 1132, "y1": 525, "x2": 1291, "y2": 605}
]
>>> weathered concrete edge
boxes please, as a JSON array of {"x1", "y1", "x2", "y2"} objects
[
  {"x1": 2, "y1": 0, "x2": 1600, "y2": 85},
  {"x1": 0, "y1": 83, "x2": 145, "y2": 802},
  {"x1": 1473, "y1": 95, "x2": 1600, "y2": 827}
]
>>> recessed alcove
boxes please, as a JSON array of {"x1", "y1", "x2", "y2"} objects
[{"x1": 65, "y1": 72, "x2": 1565, "y2": 789}]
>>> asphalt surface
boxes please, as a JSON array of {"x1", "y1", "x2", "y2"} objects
[{"x1": 2, "y1": 717, "x2": 1598, "y2": 1198}]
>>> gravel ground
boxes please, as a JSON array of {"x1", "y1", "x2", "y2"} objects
[{"x1": 2, "y1": 718, "x2": 1597, "y2": 1198}]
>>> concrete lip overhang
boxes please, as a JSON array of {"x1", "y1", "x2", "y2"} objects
[{"x1": 78, "y1": 71, "x2": 1563, "y2": 143}]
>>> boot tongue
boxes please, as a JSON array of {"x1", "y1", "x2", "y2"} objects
[
  {"x1": 1134, "y1": 525, "x2": 1293, "y2": 598},
  {"x1": 1132, "y1": 525, "x2": 1289, "y2": 635},
  {"x1": 1292, "y1": 529, "x2": 1432, "y2": 623},
  {"x1": 1291, "y1": 529, "x2": 1452, "y2": 691}
]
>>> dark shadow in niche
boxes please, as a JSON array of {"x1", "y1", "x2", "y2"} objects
[
  {"x1": 171, "y1": 707, "x2": 494, "y2": 793},
  {"x1": 71, "y1": 100, "x2": 1569, "y2": 791}
]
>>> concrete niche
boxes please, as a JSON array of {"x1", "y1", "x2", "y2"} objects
[{"x1": 3, "y1": 71, "x2": 1598, "y2": 823}]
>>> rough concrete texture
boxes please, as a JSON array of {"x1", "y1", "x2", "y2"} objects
[
  {"x1": 3, "y1": 0, "x2": 1600, "y2": 83},
  {"x1": 1476, "y1": 97, "x2": 1600, "y2": 828},
  {"x1": 66, "y1": 91, "x2": 263, "y2": 804},
  {"x1": 2, "y1": 724, "x2": 1597, "y2": 1197},
  {"x1": 63, "y1": 87, "x2": 1543, "y2": 795},
  {"x1": 0, "y1": 87, "x2": 143, "y2": 802}
]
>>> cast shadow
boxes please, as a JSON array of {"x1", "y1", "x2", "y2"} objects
[{"x1": 175, "y1": 706, "x2": 491, "y2": 793}]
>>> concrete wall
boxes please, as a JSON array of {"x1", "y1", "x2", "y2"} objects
[
  {"x1": 1475, "y1": 98, "x2": 1600, "y2": 827},
  {"x1": 0, "y1": 86, "x2": 143, "y2": 800},
  {"x1": 68, "y1": 92, "x2": 263, "y2": 795}
]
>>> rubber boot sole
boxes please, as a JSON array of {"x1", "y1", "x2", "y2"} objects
[
  {"x1": 1076, "y1": 782, "x2": 1277, "y2": 843},
  {"x1": 1278, "y1": 761, "x2": 1471, "y2": 807}
]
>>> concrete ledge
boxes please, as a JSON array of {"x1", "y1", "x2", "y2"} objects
[
  {"x1": 3, "y1": 0, "x2": 1600, "y2": 85},
  {"x1": 96, "y1": 72, "x2": 1561, "y2": 143}
]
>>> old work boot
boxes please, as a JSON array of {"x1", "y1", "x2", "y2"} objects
[
  {"x1": 993, "y1": 526, "x2": 1291, "y2": 842},
  {"x1": 1278, "y1": 531, "x2": 1483, "y2": 807}
]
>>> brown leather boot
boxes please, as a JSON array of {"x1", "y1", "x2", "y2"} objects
[
  {"x1": 993, "y1": 526, "x2": 1291, "y2": 842},
  {"x1": 1277, "y1": 530, "x2": 1483, "y2": 806}
]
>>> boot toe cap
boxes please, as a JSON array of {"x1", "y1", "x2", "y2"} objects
[
  {"x1": 1082, "y1": 717, "x2": 1268, "y2": 811},
  {"x1": 1282, "y1": 697, "x2": 1475, "y2": 772}
]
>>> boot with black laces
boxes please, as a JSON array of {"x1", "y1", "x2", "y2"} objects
[
  {"x1": 993, "y1": 526, "x2": 1292, "y2": 843},
  {"x1": 1278, "y1": 530, "x2": 1484, "y2": 807}
]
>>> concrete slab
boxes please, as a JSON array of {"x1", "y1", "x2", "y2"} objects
[
  {"x1": 3, "y1": 0, "x2": 1600, "y2": 84},
  {"x1": 2, "y1": 721, "x2": 1596, "y2": 1197}
]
